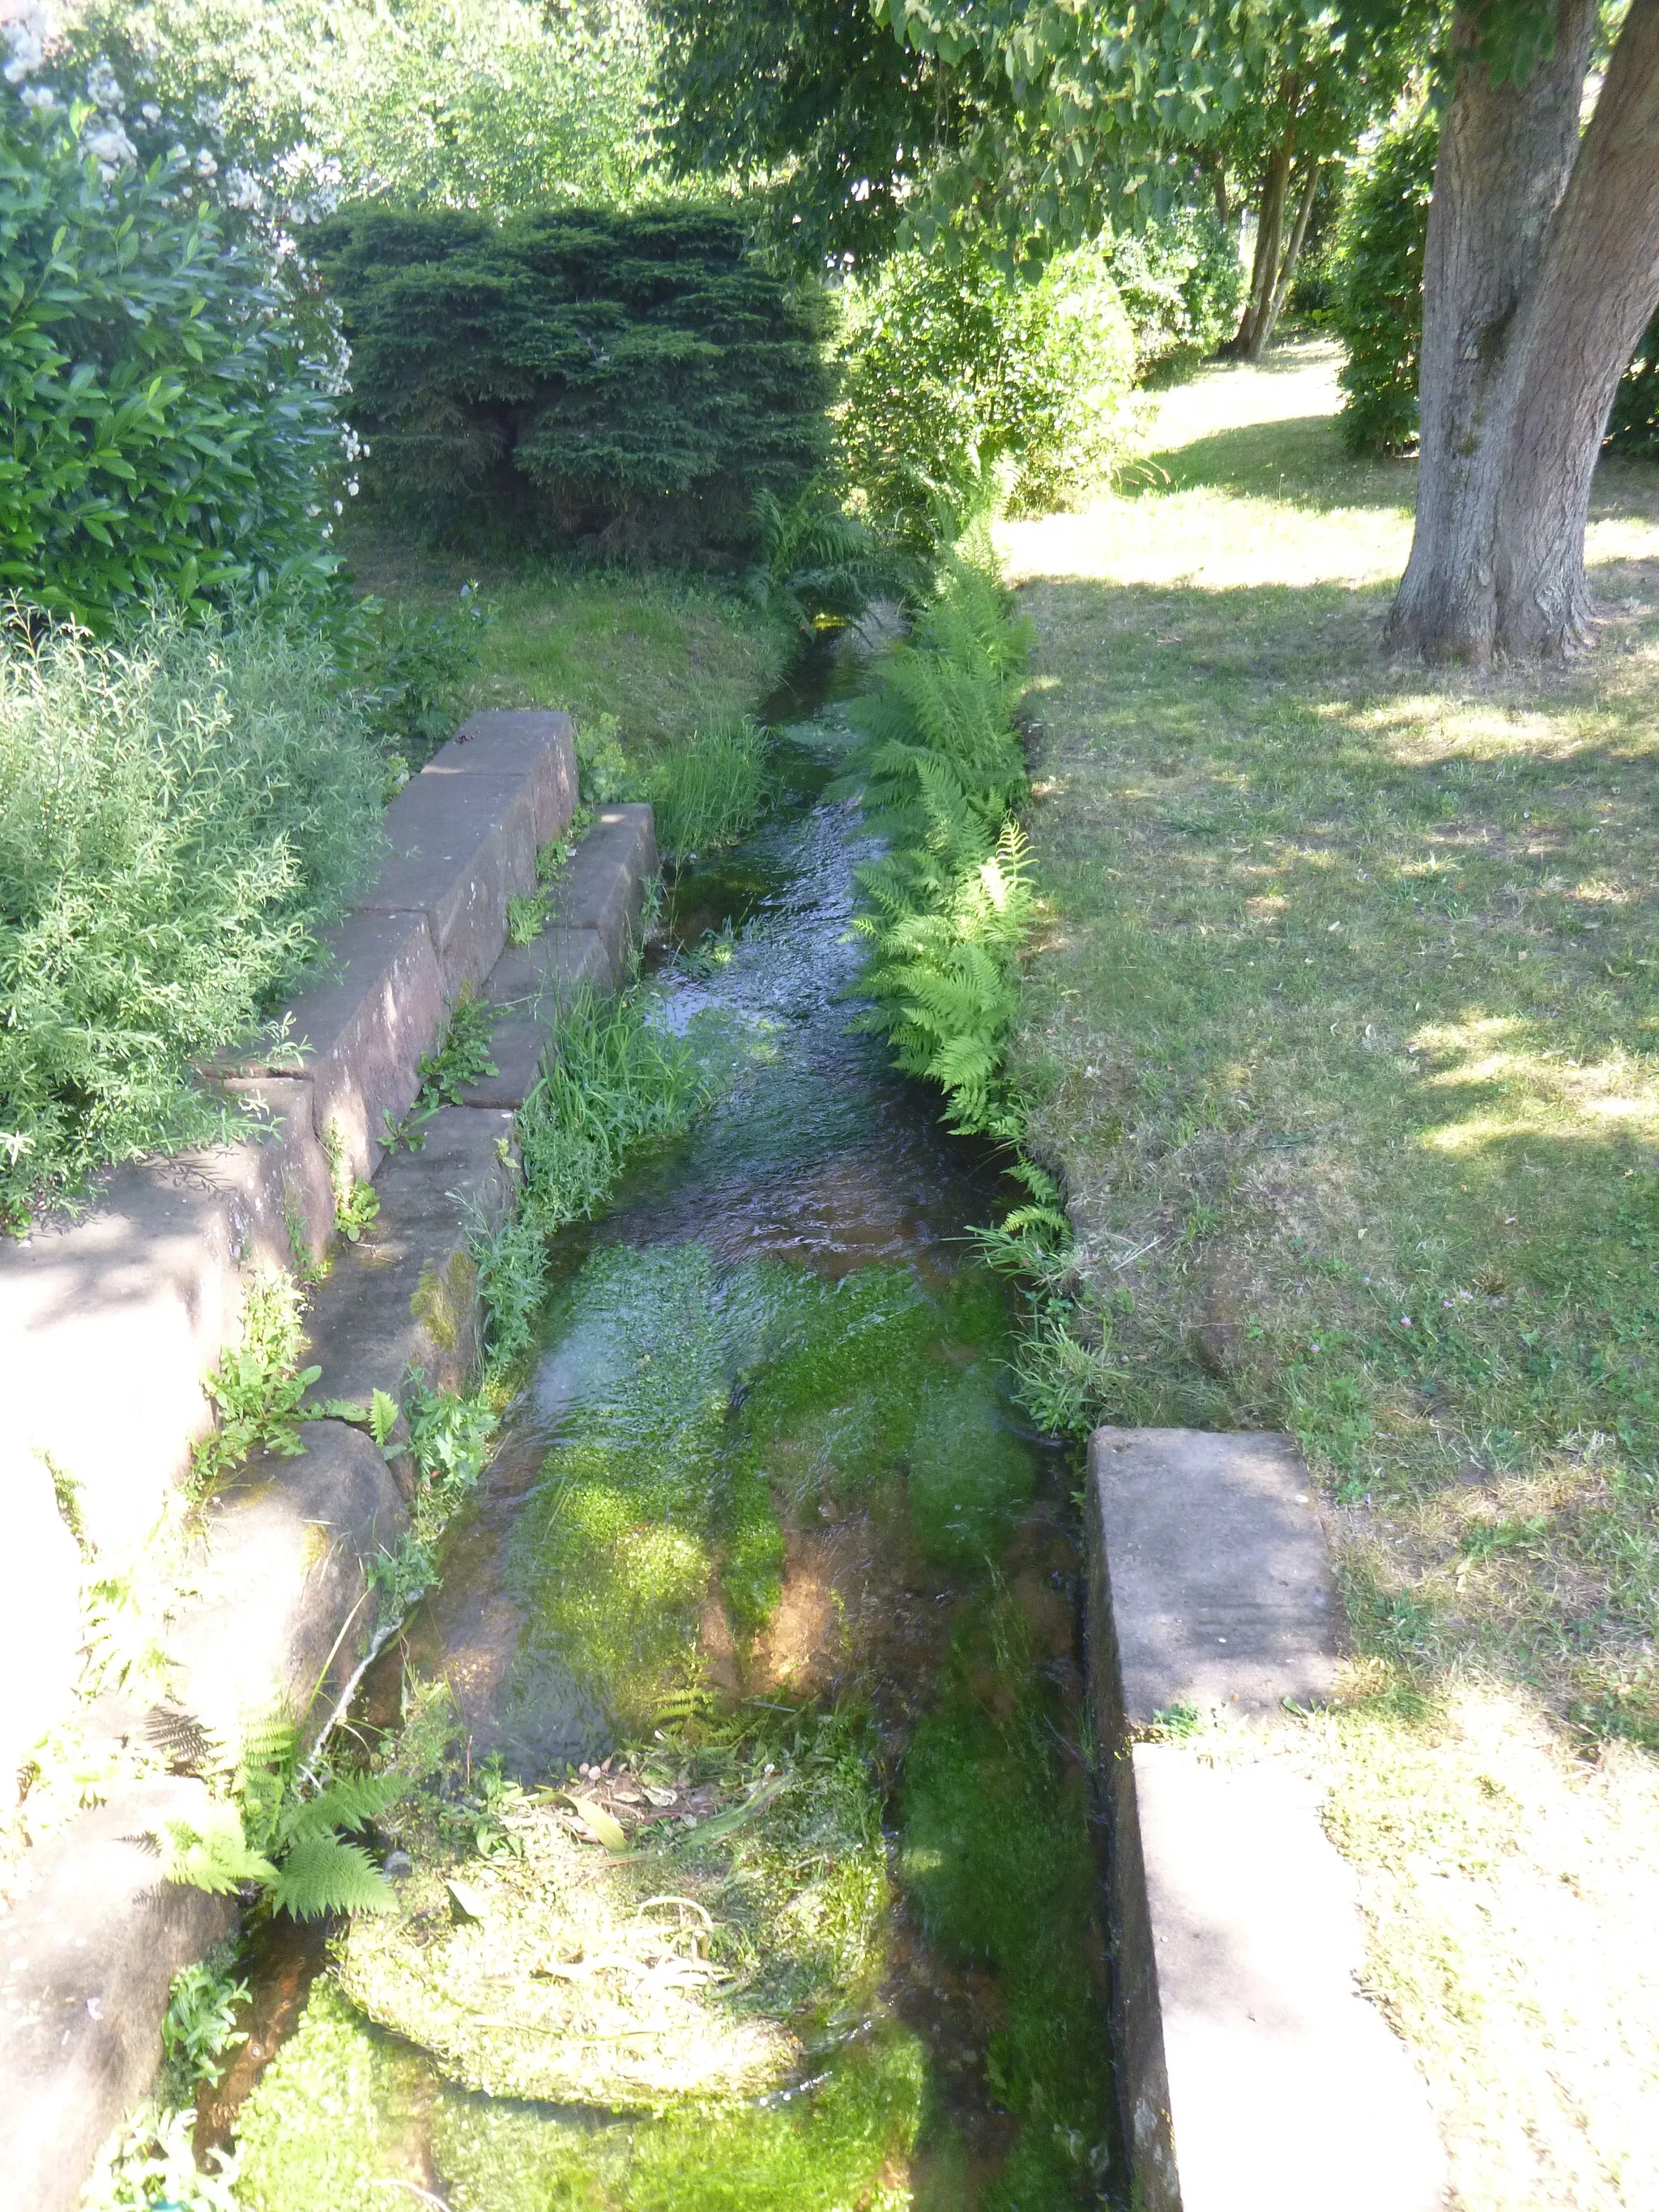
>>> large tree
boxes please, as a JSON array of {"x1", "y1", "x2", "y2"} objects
[
  {"x1": 873, "y1": 2, "x2": 1426, "y2": 348},
  {"x1": 1388, "y1": 0, "x2": 1659, "y2": 662}
]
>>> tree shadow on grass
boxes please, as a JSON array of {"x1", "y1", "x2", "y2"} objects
[{"x1": 1132, "y1": 412, "x2": 1418, "y2": 514}]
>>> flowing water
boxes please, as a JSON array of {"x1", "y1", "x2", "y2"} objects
[{"x1": 207, "y1": 649, "x2": 1118, "y2": 2210}]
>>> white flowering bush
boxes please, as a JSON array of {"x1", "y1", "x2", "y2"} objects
[{"x1": 0, "y1": 5, "x2": 349, "y2": 625}]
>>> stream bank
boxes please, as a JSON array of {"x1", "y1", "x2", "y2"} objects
[{"x1": 207, "y1": 651, "x2": 1119, "y2": 2210}]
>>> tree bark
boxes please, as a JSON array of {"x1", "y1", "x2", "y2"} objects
[
  {"x1": 1235, "y1": 127, "x2": 1294, "y2": 359},
  {"x1": 1388, "y1": 0, "x2": 1659, "y2": 663},
  {"x1": 1260, "y1": 157, "x2": 1322, "y2": 352}
]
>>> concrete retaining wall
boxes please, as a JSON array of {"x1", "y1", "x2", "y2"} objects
[
  {"x1": 1085, "y1": 1427, "x2": 1448, "y2": 2212},
  {"x1": 0, "y1": 714, "x2": 659, "y2": 2210}
]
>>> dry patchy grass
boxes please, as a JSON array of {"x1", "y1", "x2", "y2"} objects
[{"x1": 1006, "y1": 337, "x2": 1659, "y2": 2209}]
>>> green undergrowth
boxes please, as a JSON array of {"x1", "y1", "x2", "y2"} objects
[
  {"x1": 0, "y1": 610, "x2": 385, "y2": 1228},
  {"x1": 841, "y1": 526, "x2": 1036, "y2": 1143},
  {"x1": 332, "y1": 522, "x2": 795, "y2": 765},
  {"x1": 505, "y1": 1241, "x2": 1030, "y2": 1740},
  {"x1": 234, "y1": 1978, "x2": 923, "y2": 2212},
  {"x1": 478, "y1": 986, "x2": 711, "y2": 1370},
  {"x1": 900, "y1": 1596, "x2": 1112, "y2": 2210}
]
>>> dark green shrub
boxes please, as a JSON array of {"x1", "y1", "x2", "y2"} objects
[
  {"x1": 0, "y1": 612, "x2": 384, "y2": 1224},
  {"x1": 313, "y1": 206, "x2": 833, "y2": 556},
  {"x1": 837, "y1": 240, "x2": 1136, "y2": 551},
  {"x1": 1606, "y1": 309, "x2": 1659, "y2": 457},
  {"x1": 1329, "y1": 113, "x2": 1438, "y2": 457},
  {"x1": 1106, "y1": 208, "x2": 1244, "y2": 378},
  {"x1": 0, "y1": 103, "x2": 345, "y2": 627}
]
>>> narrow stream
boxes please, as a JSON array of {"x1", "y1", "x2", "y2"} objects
[{"x1": 206, "y1": 647, "x2": 1118, "y2": 2210}]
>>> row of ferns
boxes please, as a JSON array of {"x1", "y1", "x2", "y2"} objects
[{"x1": 842, "y1": 530, "x2": 1091, "y2": 1437}]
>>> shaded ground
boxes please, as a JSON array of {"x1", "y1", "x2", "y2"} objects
[{"x1": 1004, "y1": 337, "x2": 1659, "y2": 2211}]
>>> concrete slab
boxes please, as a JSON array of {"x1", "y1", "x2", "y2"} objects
[
  {"x1": 487, "y1": 923, "x2": 612, "y2": 1008},
  {"x1": 0, "y1": 1130, "x2": 326, "y2": 1560},
  {"x1": 276, "y1": 907, "x2": 448, "y2": 1183},
  {"x1": 0, "y1": 1775, "x2": 236, "y2": 2212},
  {"x1": 545, "y1": 803, "x2": 657, "y2": 982},
  {"x1": 1124, "y1": 1746, "x2": 1448, "y2": 2212},
  {"x1": 1085, "y1": 1427, "x2": 1446, "y2": 2212},
  {"x1": 1089, "y1": 1426, "x2": 1340, "y2": 1727},
  {"x1": 0, "y1": 1443, "x2": 84, "y2": 1809},
  {"x1": 362, "y1": 770, "x2": 537, "y2": 995},
  {"x1": 302, "y1": 1106, "x2": 518, "y2": 1409},
  {"x1": 169, "y1": 1421, "x2": 407, "y2": 1754},
  {"x1": 425, "y1": 709, "x2": 578, "y2": 846},
  {"x1": 454, "y1": 924, "x2": 612, "y2": 1110}
]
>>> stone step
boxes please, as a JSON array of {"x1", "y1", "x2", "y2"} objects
[{"x1": 1086, "y1": 1426, "x2": 1447, "y2": 2212}]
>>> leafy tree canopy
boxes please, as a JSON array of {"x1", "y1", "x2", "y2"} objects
[
  {"x1": 872, "y1": 1, "x2": 1435, "y2": 254},
  {"x1": 653, "y1": 0, "x2": 1013, "y2": 262}
]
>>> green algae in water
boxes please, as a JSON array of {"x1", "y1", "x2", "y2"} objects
[
  {"x1": 234, "y1": 1980, "x2": 432, "y2": 2212},
  {"x1": 509, "y1": 1242, "x2": 1037, "y2": 1737},
  {"x1": 335, "y1": 1711, "x2": 890, "y2": 2112},
  {"x1": 900, "y1": 1597, "x2": 1112, "y2": 2210},
  {"x1": 431, "y1": 2028, "x2": 923, "y2": 2211}
]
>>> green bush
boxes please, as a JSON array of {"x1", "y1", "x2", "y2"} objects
[
  {"x1": 1606, "y1": 309, "x2": 1659, "y2": 456},
  {"x1": 1329, "y1": 113, "x2": 1438, "y2": 457},
  {"x1": 0, "y1": 102, "x2": 345, "y2": 627},
  {"x1": 0, "y1": 612, "x2": 384, "y2": 1225},
  {"x1": 1105, "y1": 207, "x2": 1244, "y2": 378},
  {"x1": 836, "y1": 239, "x2": 1137, "y2": 550},
  {"x1": 313, "y1": 205, "x2": 833, "y2": 556}
]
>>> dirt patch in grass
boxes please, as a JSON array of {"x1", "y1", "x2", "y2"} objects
[{"x1": 1005, "y1": 338, "x2": 1659, "y2": 2209}]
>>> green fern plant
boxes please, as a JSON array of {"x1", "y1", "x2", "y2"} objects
[
  {"x1": 160, "y1": 1715, "x2": 405, "y2": 1920},
  {"x1": 842, "y1": 547, "x2": 1036, "y2": 1140},
  {"x1": 190, "y1": 1276, "x2": 321, "y2": 1494}
]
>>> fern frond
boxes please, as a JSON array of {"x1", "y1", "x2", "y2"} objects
[
  {"x1": 160, "y1": 1804, "x2": 277, "y2": 1895},
  {"x1": 280, "y1": 1771, "x2": 405, "y2": 1847},
  {"x1": 267, "y1": 1833, "x2": 397, "y2": 1920}
]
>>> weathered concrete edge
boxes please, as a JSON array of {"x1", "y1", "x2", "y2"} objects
[
  {"x1": 1083, "y1": 1426, "x2": 1449, "y2": 2212},
  {"x1": 0, "y1": 716, "x2": 662, "y2": 2210}
]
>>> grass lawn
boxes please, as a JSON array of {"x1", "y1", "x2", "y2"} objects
[
  {"x1": 1004, "y1": 339, "x2": 1659, "y2": 2210},
  {"x1": 339, "y1": 516, "x2": 795, "y2": 760}
]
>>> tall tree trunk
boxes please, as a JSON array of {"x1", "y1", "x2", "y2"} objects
[
  {"x1": 1260, "y1": 157, "x2": 1323, "y2": 352},
  {"x1": 1388, "y1": 0, "x2": 1659, "y2": 663},
  {"x1": 1234, "y1": 128, "x2": 1294, "y2": 358}
]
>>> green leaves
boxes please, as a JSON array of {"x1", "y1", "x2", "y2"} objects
[
  {"x1": 0, "y1": 113, "x2": 342, "y2": 629},
  {"x1": 312, "y1": 204, "x2": 832, "y2": 557}
]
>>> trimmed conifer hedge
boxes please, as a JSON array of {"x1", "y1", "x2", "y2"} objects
[{"x1": 313, "y1": 205, "x2": 833, "y2": 554}]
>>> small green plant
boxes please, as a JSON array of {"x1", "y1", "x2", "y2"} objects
[
  {"x1": 383, "y1": 992, "x2": 498, "y2": 1150},
  {"x1": 191, "y1": 1276, "x2": 319, "y2": 1493},
  {"x1": 646, "y1": 719, "x2": 772, "y2": 862},
  {"x1": 576, "y1": 713, "x2": 633, "y2": 803},
  {"x1": 840, "y1": 544, "x2": 1035, "y2": 1139},
  {"x1": 369, "y1": 1377, "x2": 499, "y2": 1622},
  {"x1": 742, "y1": 485, "x2": 891, "y2": 633},
  {"x1": 160, "y1": 1956, "x2": 249, "y2": 2099},
  {"x1": 346, "y1": 582, "x2": 492, "y2": 776},
  {"x1": 81, "y1": 2100, "x2": 241, "y2": 2212},
  {"x1": 479, "y1": 988, "x2": 707, "y2": 1367},
  {"x1": 323, "y1": 1119, "x2": 381, "y2": 1242},
  {"x1": 160, "y1": 1714, "x2": 404, "y2": 1920}
]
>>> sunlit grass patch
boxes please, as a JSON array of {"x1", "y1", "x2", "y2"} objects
[
  {"x1": 335, "y1": 521, "x2": 793, "y2": 761},
  {"x1": 1007, "y1": 340, "x2": 1659, "y2": 2204}
]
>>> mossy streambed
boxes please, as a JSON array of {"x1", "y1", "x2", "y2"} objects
[{"x1": 215, "y1": 677, "x2": 1116, "y2": 2209}]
